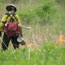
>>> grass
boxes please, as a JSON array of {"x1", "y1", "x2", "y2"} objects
[
  {"x1": 0, "y1": 0, "x2": 65, "y2": 43},
  {"x1": 0, "y1": 0, "x2": 65, "y2": 65},
  {"x1": 0, "y1": 42, "x2": 65, "y2": 65}
]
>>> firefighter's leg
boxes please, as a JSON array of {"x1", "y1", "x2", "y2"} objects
[
  {"x1": 2, "y1": 33, "x2": 10, "y2": 50},
  {"x1": 11, "y1": 36, "x2": 19, "y2": 49}
]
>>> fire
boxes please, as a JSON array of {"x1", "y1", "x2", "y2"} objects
[
  {"x1": 54, "y1": 34, "x2": 65, "y2": 48},
  {"x1": 59, "y1": 34, "x2": 64, "y2": 43},
  {"x1": 58, "y1": 34, "x2": 65, "y2": 46},
  {"x1": 26, "y1": 42, "x2": 37, "y2": 48}
]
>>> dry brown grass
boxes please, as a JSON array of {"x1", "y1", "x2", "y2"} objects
[{"x1": 23, "y1": 24, "x2": 60, "y2": 45}]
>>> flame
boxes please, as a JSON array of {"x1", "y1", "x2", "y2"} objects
[
  {"x1": 26, "y1": 44, "x2": 32, "y2": 48},
  {"x1": 59, "y1": 34, "x2": 64, "y2": 43},
  {"x1": 54, "y1": 34, "x2": 65, "y2": 48},
  {"x1": 26, "y1": 42, "x2": 37, "y2": 48},
  {"x1": 58, "y1": 34, "x2": 65, "y2": 46}
]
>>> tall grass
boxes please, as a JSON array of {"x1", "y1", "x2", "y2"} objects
[
  {"x1": 0, "y1": 0, "x2": 65, "y2": 44},
  {"x1": 0, "y1": 0, "x2": 65, "y2": 65},
  {"x1": 0, "y1": 43, "x2": 65, "y2": 65}
]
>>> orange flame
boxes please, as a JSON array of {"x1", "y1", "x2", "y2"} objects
[
  {"x1": 58, "y1": 34, "x2": 65, "y2": 46},
  {"x1": 59, "y1": 34, "x2": 64, "y2": 43},
  {"x1": 26, "y1": 42, "x2": 37, "y2": 48}
]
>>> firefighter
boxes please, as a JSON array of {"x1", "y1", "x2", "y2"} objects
[{"x1": 0, "y1": 4, "x2": 25, "y2": 50}]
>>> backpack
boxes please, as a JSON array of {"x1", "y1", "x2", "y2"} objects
[{"x1": 4, "y1": 13, "x2": 21, "y2": 37}]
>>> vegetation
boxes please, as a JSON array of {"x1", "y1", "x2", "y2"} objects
[
  {"x1": 0, "y1": 43, "x2": 65, "y2": 65},
  {"x1": 0, "y1": 0, "x2": 65, "y2": 65}
]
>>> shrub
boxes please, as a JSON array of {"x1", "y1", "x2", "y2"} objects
[{"x1": 18, "y1": 1, "x2": 56, "y2": 25}]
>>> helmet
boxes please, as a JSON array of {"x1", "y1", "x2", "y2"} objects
[{"x1": 6, "y1": 4, "x2": 17, "y2": 12}]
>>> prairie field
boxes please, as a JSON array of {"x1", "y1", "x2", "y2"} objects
[{"x1": 0, "y1": 0, "x2": 65, "y2": 65}]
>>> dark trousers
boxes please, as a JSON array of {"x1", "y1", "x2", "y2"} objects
[{"x1": 2, "y1": 33, "x2": 20, "y2": 50}]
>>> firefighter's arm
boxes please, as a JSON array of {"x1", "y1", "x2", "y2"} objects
[
  {"x1": 0, "y1": 22, "x2": 4, "y2": 37},
  {"x1": 15, "y1": 15, "x2": 23, "y2": 36},
  {"x1": 15, "y1": 15, "x2": 21, "y2": 26},
  {"x1": 1, "y1": 15, "x2": 8, "y2": 24},
  {"x1": 0, "y1": 15, "x2": 8, "y2": 31}
]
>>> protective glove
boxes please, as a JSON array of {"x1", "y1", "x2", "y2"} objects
[{"x1": 21, "y1": 40, "x2": 26, "y2": 45}]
